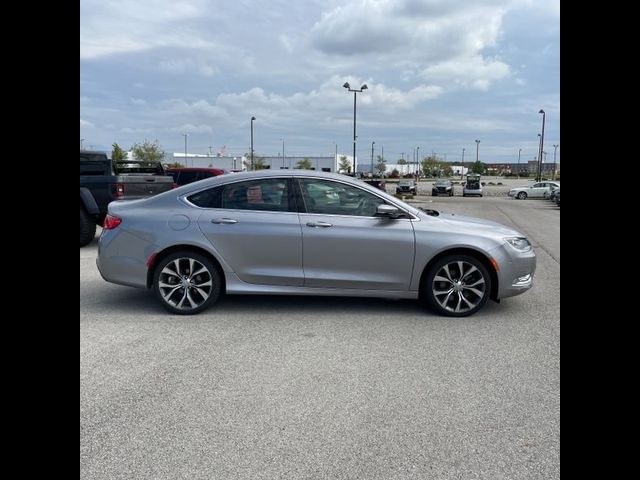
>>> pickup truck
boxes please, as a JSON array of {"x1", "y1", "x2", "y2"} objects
[{"x1": 80, "y1": 150, "x2": 174, "y2": 246}]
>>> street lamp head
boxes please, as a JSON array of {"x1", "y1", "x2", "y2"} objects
[
  {"x1": 251, "y1": 116, "x2": 256, "y2": 121},
  {"x1": 360, "y1": 84, "x2": 368, "y2": 90},
  {"x1": 343, "y1": 82, "x2": 350, "y2": 89},
  {"x1": 539, "y1": 109, "x2": 545, "y2": 114},
  {"x1": 475, "y1": 139, "x2": 480, "y2": 143}
]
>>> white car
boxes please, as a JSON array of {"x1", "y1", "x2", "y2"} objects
[{"x1": 509, "y1": 181, "x2": 560, "y2": 200}]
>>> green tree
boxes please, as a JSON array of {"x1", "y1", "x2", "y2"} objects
[
  {"x1": 111, "y1": 143, "x2": 127, "y2": 162},
  {"x1": 375, "y1": 155, "x2": 386, "y2": 176},
  {"x1": 421, "y1": 156, "x2": 440, "y2": 177},
  {"x1": 442, "y1": 165, "x2": 453, "y2": 177},
  {"x1": 131, "y1": 139, "x2": 165, "y2": 163},
  {"x1": 296, "y1": 158, "x2": 313, "y2": 170},
  {"x1": 338, "y1": 155, "x2": 351, "y2": 173},
  {"x1": 471, "y1": 160, "x2": 486, "y2": 174},
  {"x1": 243, "y1": 154, "x2": 268, "y2": 170}
]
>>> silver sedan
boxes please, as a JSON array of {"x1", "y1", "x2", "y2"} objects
[{"x1": 97, "y1": 170, "x2": 536, "y2": 317}]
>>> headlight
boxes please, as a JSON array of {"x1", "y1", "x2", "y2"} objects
[{"x1": 504, "y1": 237, "x2": 531, "y2": 251}]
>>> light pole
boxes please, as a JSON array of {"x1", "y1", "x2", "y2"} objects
[
  {"x1": 80, "y1": 138, "x2": 85, "y2": 149},
  {"x1": 553, "y1": 144, "x2": 559, "y2": 180},
  {"x1": 250, "y1": 116, "x2": 256, "y2": 170},
  {"x1": 182, "y1": 133, "x2": 188, "y2": 166},
  {"x1": 416, "y1": 146, "x2": 420, "y2": 179},
  {"x1": 371, "y1": 141, "x2": 375, "y2": 177},
  {"x1": 343, "y1": 82, "x2": 368, "y2": 173},
  {"x1": 537, "y1": 134, "x2": 542, "y2": 179},
  {"x1": 461, "y1": 148, "x2": 465, "y2": 179},
  {"x1": 537, "y1": 109, "x2": 546, "y2": 182},
  {"x1": 475, "y1": 139, "x2": 480, "y2": 168},
  {"x1": 517, "y1": 148, "x2": 522, "y2": 179}
]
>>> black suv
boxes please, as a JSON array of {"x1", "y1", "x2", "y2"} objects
[
  {"x1": 432, "y1": 179, "x2": 454, "y2": 196},
  {"x1": 396, "y1": 180, "x2": 417, "y2": 195}
]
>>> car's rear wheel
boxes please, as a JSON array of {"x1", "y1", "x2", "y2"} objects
[
  {"x1": 422, "y1": 255, "x2": 491, "y2": 317},
  {"x1": 153, "y1": 251, "x2": 221, "y2": 315},
  {"x1": 80, "y1": 207, "x2": 97, "y2": 247},
  {"x1": 517, "y1": 191, "x2": 527, "y2": 200}
]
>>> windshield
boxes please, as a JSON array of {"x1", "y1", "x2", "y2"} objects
[
  {"x1": 434, "y1": 180, "x2": 450, "y2": 186},
  {"x1": 398, "y1": 181, "x2": 413, "y2": 186}
]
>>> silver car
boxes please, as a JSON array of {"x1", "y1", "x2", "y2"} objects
[
  {"x1": 97, "y1": 170, "x2": 536, "y2": 317},
  {"x1": 509, "y1": 181, "x2": 560, "y2": 200}
]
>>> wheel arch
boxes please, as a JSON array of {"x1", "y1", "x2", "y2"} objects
[
  {"x1": 418, "y1": 247, "x2": 499, "y2": 301},
  {"x1": 146, "y1": 244, "x2": 226, "y2": 293}
]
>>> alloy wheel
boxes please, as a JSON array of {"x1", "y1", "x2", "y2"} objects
[
  {"x1": 431, "y1": 260, "x2": 487, "y2": 313},
  {"x1": 158, "y1": 257, "x2": 214, "y2": 311}
]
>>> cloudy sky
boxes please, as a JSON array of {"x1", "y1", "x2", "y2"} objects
[{"x1": 80, "y1": 0, "x2": 559, "y2": 165}]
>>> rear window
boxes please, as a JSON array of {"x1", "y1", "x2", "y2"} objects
[{"x1": 114, "y1": 161, "x2": 165, "y2": 175}]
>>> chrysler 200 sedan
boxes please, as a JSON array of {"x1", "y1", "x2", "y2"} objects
[{"x1": 97, "y1": 170, "x2": 536, "y2": 317}]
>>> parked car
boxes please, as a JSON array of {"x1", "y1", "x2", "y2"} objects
[
  {"x1": 97, "y1": 170, "x2": 536, "y2": 317},
  {"x1": 80, "y1": 150, "x2": 174, "y2": 247},
  {"x1": 396, "y1": 180, "x2": 417, "y2": 195},
  {"x1": 463, "y1": 173, "x2": 483, "y2": 197},
  {"x1": 553, "y1": 190, "x2": 560, "y2": 207},
  {"x1": 543, "y1": 184, "x2": 560, "y2": 199},
  {"x1": 432, "y1": 179, "x2": 453, "y2": 196},
  {"x1": 165, "y1": 167, "x2": 227, "y2": 187},
  {"x1": 509, "y1": 181, "x2": 560, "y2": 200}
]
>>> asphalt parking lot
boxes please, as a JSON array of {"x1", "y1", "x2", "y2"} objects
[{"x1": 80, "y1": 195, "x2": 559, "y2": 480}]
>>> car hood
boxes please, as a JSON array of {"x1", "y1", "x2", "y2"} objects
[{"x1": 423, "y1": 211, "x2": 523, "y2": 238}]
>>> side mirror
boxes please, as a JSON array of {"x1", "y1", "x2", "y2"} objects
[{"x1": 377, "y1": 204, "x2": 400, "y2": 218}]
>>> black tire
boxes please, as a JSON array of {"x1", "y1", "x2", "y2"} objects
[
  {"x1": 517, "y1": 191, "x2": 527, "y2": 200},
  {"x1": 80, "y1": 207, "x2": 97, "y2": 247},
  {"x1": 422, "y1": 254, "x2": 491, "y2": 317},
  {"x1": 153, "y1": 251, "x2": 222, "y2": 315}
]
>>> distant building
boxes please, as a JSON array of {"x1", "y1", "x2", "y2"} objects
[{"x1": 167, "y1": 153, "x2": 339, "y2": 172}]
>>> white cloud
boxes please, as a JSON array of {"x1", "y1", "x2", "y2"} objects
[
  {"x1": 130, "y1": 98, "x2": 146, "y2": 105},
  {"x1": 80, "y1": 0, "x2": 216, "y2": 59},
  {"x1": 310, "y1": 0, "x2": 516, "y2": 90},
  {"x1": 422, "y1": 56, "x2": 510, "y2": 90},
  {"x1": 80, "y1": 118, "x2": 94, "y2": 128},
  {"x1": 171, "y1": 124, "x2": 214, "y2": 135}
]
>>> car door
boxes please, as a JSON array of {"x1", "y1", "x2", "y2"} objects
[
  {"x1": 530, "y1": 182, "x2": 548, "y2": 198},
  {"x1": 193, "y1": 177, "x2": 304, "y2": 286},
  {"x1": 296, "y1": 177, "x2": 415, "y2": 291}
]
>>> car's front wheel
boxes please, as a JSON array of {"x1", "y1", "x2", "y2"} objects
[
  {"x1": 422, "y1": 254, "x2": 491, "y2": 317},
  {"x1": 517, "y1": 191, "x2": 527, "y2": 200},
  {"x1": 153, "y1": 251, "x2": 222, "y2": 315}
]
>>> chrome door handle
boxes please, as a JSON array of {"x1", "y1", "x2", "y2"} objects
[
  {"x1": 306, "y1": 221, "x2": 333, "y2": 228},
  {"x1": 211, "y1": 218, "x2": 238, "y2": 224}
]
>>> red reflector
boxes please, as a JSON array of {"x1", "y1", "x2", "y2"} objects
[
  {"x1": 111, "y1": 183, "x2": 125, "y2": 198},
  {"x1": 103, "y1": 214, "x2": 122, "y2": 230},
  {"x1": 171, "y1": 183, "x2": 178, "y2": 189}
]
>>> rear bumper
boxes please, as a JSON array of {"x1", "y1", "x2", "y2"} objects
[{"x1": 96, "y1": 228, "x2": 155, "y2": 288}]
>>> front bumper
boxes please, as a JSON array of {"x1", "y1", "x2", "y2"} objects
[{"x1": 490, "y1": 243, "x2": 537, "y2": 300}]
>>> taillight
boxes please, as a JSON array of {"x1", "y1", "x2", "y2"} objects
[
  {"x1": 103, "y1": 214, "x2": 122, "y2": 230},
  {"x1": 110, "y1": 183, "x2": 125, "y2": 198}
]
